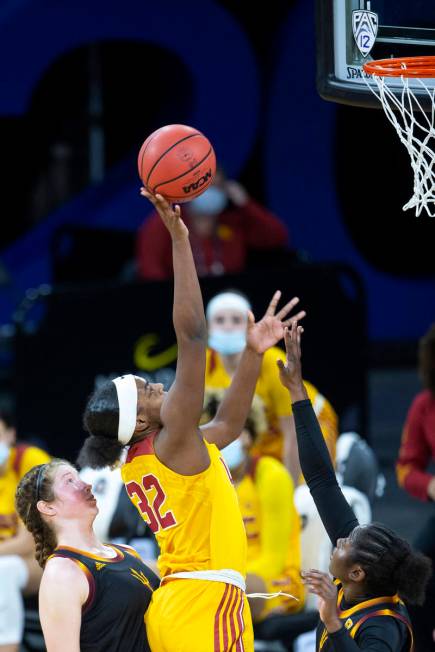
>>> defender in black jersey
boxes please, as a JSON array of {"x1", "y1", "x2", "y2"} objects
[
  {"x1": 276, "y1": 322, "x2": 432, "y2": 652},
  {"x1": 15, "y1": 459, "x2": 159, "y2": 652}
]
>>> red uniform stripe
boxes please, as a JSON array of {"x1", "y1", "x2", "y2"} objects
[
  {"x1": 214, "y1": 584, "x2": 230, "y2": 652},
  {"x1": 228, "y1": 589, "x2": 242, "y2": 651},
  {"x1": 222, "y1": 585, "x2": 236, "y2": 650},
  {"x1": 235, "y1": 594, "x2": 245, "y2": 652}
]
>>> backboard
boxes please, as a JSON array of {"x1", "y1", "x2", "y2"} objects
[{"x1": 317, "y1": 0, "x2": 435, "y2": 108}]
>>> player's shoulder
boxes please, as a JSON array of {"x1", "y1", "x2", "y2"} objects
[
  {"x1": 41, "y1": 556, "x2": 89, "y2": 606},
  {"x1": 256, "y1": 455, "x2": 292, "y2": 483},
  {"x1": 356, "y1": 612, "x2": 407, "y2": 644},
  {"x1": 44, "y1": 555, "x2": 86, "y2": 584}
]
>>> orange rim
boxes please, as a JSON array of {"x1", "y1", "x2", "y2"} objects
[{"x1": 363, "y1": 56, "x2": 435, "y2": 78}]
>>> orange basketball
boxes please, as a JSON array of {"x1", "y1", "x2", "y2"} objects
[{"x1": 138, "y1": 124, "x2": 216, "y2": 203}]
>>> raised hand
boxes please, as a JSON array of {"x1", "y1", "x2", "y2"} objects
[
  {"x1": 301, "y1": 570, "x2": 341, "y2": 632},
  {"x1": 277, "y1": 319, "x2": 304, "y2": 390},
  {"x1": 246, "y1": 291, "x2": 305, "y2": 355},
  {"x1": 140, "y1": 187, "x2": 188, "y2": 241}
]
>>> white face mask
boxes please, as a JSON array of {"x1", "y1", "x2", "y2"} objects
[
  {"x1": 221, "y1": 437, "x2": 245, "y2": 471},
  {"x1": 0, "y1": 441, "x2": 10, "y2": 466},
  {"x1": 208, "y1": 330, "x2": 246, "y2": 355},
  {"x1": 189, "y1": 187, "x2": 228, "y2": 216}
]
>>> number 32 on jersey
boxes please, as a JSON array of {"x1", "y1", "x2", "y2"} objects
[{"x1": 126, "y1": 474, "x2": 177, "y2": 533}]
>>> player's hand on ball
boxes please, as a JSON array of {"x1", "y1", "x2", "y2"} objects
[{"x1": 140, "y1": 188, "x2": 189, "y2": 241}]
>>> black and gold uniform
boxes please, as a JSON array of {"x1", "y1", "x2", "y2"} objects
[
  {"x1": 49, "y1": 543, "x2": 159, "y2": 652},
  {"x1": 293, "y1": 400, "x2": 413, "y2": 652},
  {"x1": 318, "y1": 580, "x2": 412, "y2": 651}
]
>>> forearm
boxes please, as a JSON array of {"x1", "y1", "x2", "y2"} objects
[
  {"x1": 291, "y1": 398, "x2": 359, "y2": 543},
  {"x1": 215, "y1": 347, "x2": 262, "y2": 437},
  {"x1": 172, "y1": 235, "x2": 207, "y2": 340},
  {"x1": 328, "y1": 627, "x2": 367, "y2": 651},
  {"x1": 399, "y1": 465, "x2": 433, "y2": 501},
  {"x1": 282, "y1": 415, "x2": 302, "y2": 486},
  {"x1": 0, "y1": 533, "x2": 34, "y2": 556}
]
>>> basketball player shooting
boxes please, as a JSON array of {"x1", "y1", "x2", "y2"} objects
[{"x1": 78, "y1": 189, "x2": 305, "y2": 652}]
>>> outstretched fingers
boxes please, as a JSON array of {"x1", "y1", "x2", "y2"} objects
[
  {"x1": 275, "y1": 296, "x2": 300, "y2": 321},
  {"x1": 282, "y1": 310, "x2": 306, "y2": 326},
  {"x1": 301, "y1": 570, "x2": 335, "y2": 597},
  {"x1": 283, "y1": 322, "x2": 303, "y2": 357},
  {"x1": 140, "y1": 188, "x2": 180, "y2": 216},
  {"x1": 265, "y1": 290, "x2": 282, "y2": 316}
]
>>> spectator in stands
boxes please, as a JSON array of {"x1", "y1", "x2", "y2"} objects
[
  {"x1": 396, "y1": 323, "x2": 435, "y2": 652},
  {"x1": 136, "y1": 168, "x2": 289, "y2": 280},
  {"x1": 205, "y1": 290, "x2": 338, "y2": 485},
  {"x1": 201, "y1": 390, "x2": 305, "y2": 625},
  {"x1": 0, "y1": 411, "x2": 51, "y2": 652}
]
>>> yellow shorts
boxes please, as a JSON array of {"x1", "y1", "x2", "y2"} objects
[
  {"x1": 145, "y1": 578, "x2": 254, "y2": 652},
  {"x1": 258, "y1": 568, "x2": 305, "y2": 621}
]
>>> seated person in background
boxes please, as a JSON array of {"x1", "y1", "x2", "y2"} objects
[
  {"x1": 205, "y1": 290, "x2": 338, "y2": 486},
  {"x1": 202, "y1": 390, "x2": 305, "y2": 624},
  {"x1": 396, "y1": 322, "x2": 435, "y2": 501},
  {"x1": 396, "y1": 322, "x2": 435, "y2": 652},
  {"x1": 0, "y1": 411, "x2": 51, "y2": 652},
  {"x1": 136, "y1": 168, "x2": 289, "y2": 280}
]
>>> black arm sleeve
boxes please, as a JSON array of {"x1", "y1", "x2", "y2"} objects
[
  {"x1": 293, "y1": 399, "x2": 359, "y2": 545},
  {"x1": 329, "y1": 617, "x2": 407, "y2": 651}
]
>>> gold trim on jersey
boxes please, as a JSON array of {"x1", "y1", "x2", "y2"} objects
[
  {"x1": 318, "y1": 584, "x2": 412, "y2": 652},
  {"x1": 336, "y1": 587, "x2": 402, "y2": 618},
  {"x1": 53, "y1": 544, "x2": 125, "y2": 563}
]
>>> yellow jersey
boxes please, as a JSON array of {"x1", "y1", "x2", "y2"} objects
[
  {"x1": 0, "y1": 444, "x2": 51, "y2": 540},
  {"x1": 121, "y1": 433, "x2": 247, "y2": 579},
  {"x1": 236, "y1": 455, "x2": 304, "y2": 615},
  {"x1": 205, "y1": 346, "x2": 338, "y2": 462}
]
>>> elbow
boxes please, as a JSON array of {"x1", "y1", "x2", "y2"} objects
[{"x1": 180, "y1": 323, "x2": 208, "y2": 344}]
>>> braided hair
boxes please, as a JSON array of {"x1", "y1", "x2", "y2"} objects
[
  {"x1": 78, "y1": 381, "x2": 124, "y2": 469},
  {"x1": 15, "y1": 459, "x2": 68, "y2": 568},
  {"x1": 349, "y1": 522, "x2": 432, "y2": 605}
]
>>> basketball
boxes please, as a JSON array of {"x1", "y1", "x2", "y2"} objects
[{"x1": 138, "y1": 124, "x2": 216, "y2": 203}]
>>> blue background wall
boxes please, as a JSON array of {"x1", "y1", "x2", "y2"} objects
[{"x1": 0, "y1": 0, "x2": 433, "y2": 340}]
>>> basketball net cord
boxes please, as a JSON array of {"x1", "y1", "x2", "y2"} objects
[{"x1": 365, "y1": 69, "x2": 435, "y2": 217}]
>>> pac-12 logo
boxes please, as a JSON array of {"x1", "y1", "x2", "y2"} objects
[{"x1": 352, "y1": 10, "x2": 378, "y2": 58}]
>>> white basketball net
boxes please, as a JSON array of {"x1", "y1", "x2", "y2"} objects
[{"x1": 365, "y1": 71, "x2": 435, "y2": 217}]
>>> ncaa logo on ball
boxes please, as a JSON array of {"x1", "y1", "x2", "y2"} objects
[
  {"x1": 352, "y1": 10, "x2": 378, "y2": 58},
  {"x1": 183, "y1": 169, "x2": 212, "y2": 194}
]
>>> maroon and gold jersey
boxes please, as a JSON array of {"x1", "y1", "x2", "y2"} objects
[
  {"x1": 121, "y1": 433, "x2": 247, "y2": 579},
  {"x1": 318, "y1": 581, "x2": 413, "y2": 651}
]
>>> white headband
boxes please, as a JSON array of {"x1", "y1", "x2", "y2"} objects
[
  {"x1": 112, "y1": 375, "x2": 138, "y2": 445},
  {"x1": 206, "y1": 292, "x2": 251, "y2": 320}
]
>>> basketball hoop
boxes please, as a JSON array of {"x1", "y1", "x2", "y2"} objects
[{"x1": 363, "y1": 56, "x2": 435, "y2": 217}]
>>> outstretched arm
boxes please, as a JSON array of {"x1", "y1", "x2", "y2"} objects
[
  {"x1": 202, "y1": 293, "x2": 305, "y2": 449},
  {"x1": 277, "y1": 323, "x2": 359, "y2": 545},
  {"x1": 140, "y1": 191, "x2": 208, "y2": 472}
]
